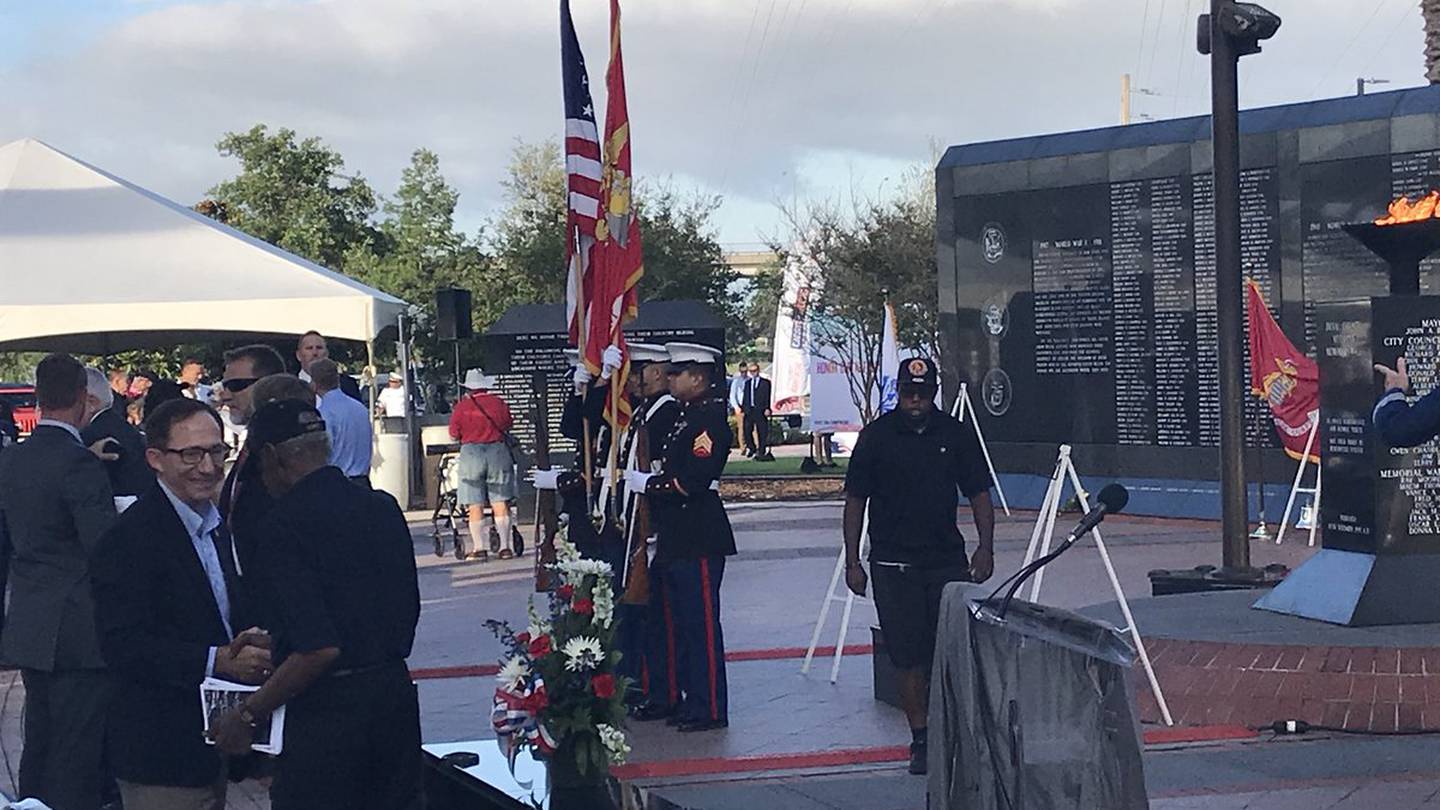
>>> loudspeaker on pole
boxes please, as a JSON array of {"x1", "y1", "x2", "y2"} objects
[{"x1": 435, "y1": 288, "x2": 473, "y2": 341}]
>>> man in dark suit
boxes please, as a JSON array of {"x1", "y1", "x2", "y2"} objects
[
  {"x1": 215, "y1": 344, "x2": 288, "y2": 574},
  {"x1": 91, "y1": 398, "x2": 272, "y2": 808},
  {"x1": 0, "y1": 353, "x2": 117, "y2": 810},
  {"x1": 81, "y1": 367, "x2": 154, "y2": 498},
  {"x1": 295, "y1": 331, "x2": 364, "y2": 403},
  {"x1": 742, "y1": 362, "x2": 775, "y2": 462}
]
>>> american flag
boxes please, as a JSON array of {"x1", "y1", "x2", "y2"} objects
[{"x1": 561, "y1": 0, "x2": 600, "y2": 353}]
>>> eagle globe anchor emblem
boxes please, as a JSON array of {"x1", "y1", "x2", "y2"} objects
[{"x1": 595, "y1": 165, "x2": 633, "y2": 246}]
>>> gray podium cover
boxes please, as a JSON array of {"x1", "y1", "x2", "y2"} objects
[{"x1": 928, "y1": 584, "x2": 1149, "y2": 809}]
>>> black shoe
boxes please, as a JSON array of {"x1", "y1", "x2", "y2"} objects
[
  {"x1": 908, "y1": 740, "x2": 927, "y2": 775},
  {"x1": 678, "y1": 718, "x2": 728, "y2": 733},
  {"x1": 665, "y1": 713, "x2": 686, "y2": 727},
  {"x1": 632, "y1": 703, "x2": 674, "y2": 722}
]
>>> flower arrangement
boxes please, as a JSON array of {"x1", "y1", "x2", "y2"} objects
[{"x1": 487, "y1": 531, "x2": 631, "y2": 779}]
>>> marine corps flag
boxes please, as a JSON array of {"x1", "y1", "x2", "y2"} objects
[
  {"x1": 1246, "y1": 280, "x2": 1320, "y2": 463},
  {"x1": 586, "y1": 0, "x2": 644, "y2": 431}
]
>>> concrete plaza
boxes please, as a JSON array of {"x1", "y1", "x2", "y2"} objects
[{"x1": 4, "y1": 499, "x2": 1439, "y2": 808}]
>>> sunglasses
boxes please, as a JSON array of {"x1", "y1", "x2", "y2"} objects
[
  {"x1": 221, "y1": 378, "x2": 260, "y2": 393},
  {"x1": 161, "y1": 444, "x2": 230, "y2": 466}
]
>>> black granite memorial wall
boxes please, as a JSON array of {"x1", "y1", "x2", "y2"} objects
[
  {"x1": 937, "y1": 86, "x2": 1440, "y2": 494},
  {"x1": 481, "y1": 300, "x2": 725, "y2": 464}
]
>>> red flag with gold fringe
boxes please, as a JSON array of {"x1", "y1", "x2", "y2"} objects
[
  {"x1": 585, "y1": 0, "x2": 644, "y2": 431},
  {"x1": 1247, "y1": 280, "x2": 1319, "y2": 463}
]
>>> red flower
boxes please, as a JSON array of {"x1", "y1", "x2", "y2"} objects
[
  {"x1": 528, "y1": 634, "x2": 553, "y2": 657},
  {"x1": 573, "y1": 598, "x2": 594, "y2": 615},
  {"x1": 557, "y1": 584, "x2": 575, "y2": 600},
  {"x1": 516, "y1": 631, "x2": 531, "y2": 645},
  {"x1": 591, "y1": 673, "x2": 616, "y2": 699}
]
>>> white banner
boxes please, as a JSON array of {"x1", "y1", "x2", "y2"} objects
[
  {"x1": 770, "y1": 249, "x2": 816, "y2": 416},
  {"x1": 809, "y1": 352, "x2": 866, "y2": 434},
  {"x1": 879, "y1": 301, "x2": 900, "y2": 415}
]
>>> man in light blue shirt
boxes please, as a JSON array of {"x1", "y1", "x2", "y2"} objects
[
  {"x1": 90, "y1": 397, "x2": 270, "y2": 805},
  {"x1": 310, "y1": 359, "x2": 374, "y2": 484}
]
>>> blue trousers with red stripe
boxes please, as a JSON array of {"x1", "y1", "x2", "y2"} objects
[
  {"x1": 665, "y1": 556, "x2": 728, "y2": 723},
  {"x1": 644, "y1": 564, "x2": 679, "y2": 708}
]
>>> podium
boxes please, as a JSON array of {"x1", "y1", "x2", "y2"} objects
[
  {"x1": 927, "y1": 584, "x2": 1149, "y2": 809},
  {"x1": 1257, "y1": 295, "x2": 1440, "y2": 625}
]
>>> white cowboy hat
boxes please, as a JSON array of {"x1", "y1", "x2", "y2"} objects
[{"x1": 462, "y1": 368, "x2": 497, "y2": 390}]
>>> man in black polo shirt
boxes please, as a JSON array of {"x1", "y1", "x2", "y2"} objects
[
  {"x1": 843, "y1": 356, "x2": 995, "y2": 776},
  {"x1": 209, "y1": 399, "x2": 422, "y2": 809}
]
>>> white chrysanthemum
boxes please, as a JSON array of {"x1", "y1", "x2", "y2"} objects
[
  {"x1": 558, "y1": 558, "x2": 612, "y2": 580},
  {"x1": 496, "y1": 656, "x2": 530, "y2": 691},
  {"x1": 597, "y1": 723, "x2": 630, "y2": 764},
  {"x1": 593, "y1": 584, "x2": 615, "y2": 629},
  {"x1": 561, "y1": 636, "x2": 604, "y2": 672}
]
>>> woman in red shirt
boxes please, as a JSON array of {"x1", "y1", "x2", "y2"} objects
[{"x1": 449, "y1": 369, "x2": 516, "y2": 561}]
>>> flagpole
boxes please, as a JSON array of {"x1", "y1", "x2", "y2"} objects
[
  {"x1": 1249, "y1": 397, "x2": 1270, "y2": 540},
  {"x1": 607, "y1": 365, "x2": 622, "y2": 520},
  {"x1": 575, "y1": 241, "x2": 596, "y2": 511}
]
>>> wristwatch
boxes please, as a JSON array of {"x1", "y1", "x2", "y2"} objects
[{"x1": 238, "y1": 706, "x2": 258, "y2": 728}]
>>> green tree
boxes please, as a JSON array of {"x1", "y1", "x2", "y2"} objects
[
  {"x1": 738, "y1": 258, "x2": 783, "y2": 360},
  {"x1": 487, "y1": 140, "x2": 570, "y2": 325},
  {"x1": 488, "y1": 140, "x2": 739, "y2": 343},
  {"x1": 346, "y1": 148, "x2": 491, "y2": 375},
  {"x1": 784, "y1": 188, "x2": 939, "y2": 425},
  {"x1": 202, "y1": 125, "x2": 381, "y2": 274}
]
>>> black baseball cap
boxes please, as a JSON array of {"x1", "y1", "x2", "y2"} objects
[
  {"x1": 246, "y1": 399, "x2": 326, "y2": 448},
  {"x1": 898, "y1": 357, "x2": 938, "y2": 389}
]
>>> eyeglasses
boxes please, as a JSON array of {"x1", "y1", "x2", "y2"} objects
[
  {"x1": 162, "y1": 444, "x2": 230, "y2": 466},
  {"x1": 221, "y1": 378, "x2": 259, "y2": 393}
]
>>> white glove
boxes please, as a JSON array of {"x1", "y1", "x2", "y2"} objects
[
  {"x1": 624, "y1": 469, "x2": 654, "y2": 493},
  {"x1": 601, "y1": 344, "x2": 623, "y2": 379},
  {"x1": 531, "y1": 469, "x2": 562, "y2": 490},
  {"x1": 573, "y1": 366, "x2": 593, "y2": 395}
]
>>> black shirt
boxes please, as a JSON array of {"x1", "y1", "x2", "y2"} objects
[
  {"x1": 844, "y1": 408, "x2": 992, "y2": 566},
  {"x1": 253, "y1": 466, "x2": 420, "y2": 672}
]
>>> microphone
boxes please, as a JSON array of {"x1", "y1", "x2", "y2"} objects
[
  {"x1": 1063, "y1": 484, "x2": 1129, "y2": 543},
  {"x1": 987, "y1": 483, "x2": 1130, "y2": 616}
]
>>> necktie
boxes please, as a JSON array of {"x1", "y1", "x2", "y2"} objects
[{"x1": 212, "y1": 525, "x2": 240, "y2": 585}]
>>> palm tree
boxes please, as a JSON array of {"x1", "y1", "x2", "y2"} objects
[{"x1": 1427, "y1": 0, "x2": 1440, "y2": 83}]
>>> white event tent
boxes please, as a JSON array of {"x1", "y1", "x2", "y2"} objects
[{"x1": 0, "y1": 138, "x2": 407, "y2": 356}]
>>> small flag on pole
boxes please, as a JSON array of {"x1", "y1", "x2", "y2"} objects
[{"x1": 1246, "y1": 280, "x2": 1319, "y2": 463}]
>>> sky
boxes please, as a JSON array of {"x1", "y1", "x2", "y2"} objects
[{"x1": 0, "y1": 0, "x2": 1429, "y2": 249}]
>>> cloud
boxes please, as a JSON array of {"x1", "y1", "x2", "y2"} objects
[{"x1": 0, "y1": 0, "x2": 1428, "y2": 244}]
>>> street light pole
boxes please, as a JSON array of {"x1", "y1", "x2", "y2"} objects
[
  {"x1": 1210, "y1": 3, "x2": 1248, "y2": 571},
  {"x1": 1201, "y1": 0, "x2": 1280, "y2": 572}
]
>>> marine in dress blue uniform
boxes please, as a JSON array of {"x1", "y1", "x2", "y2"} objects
[
  {"x1": 632, "y1": 343, "x2": 736, "y2": 732},
  {"x1": 609, "y1": 343, "x2": 670, "y2": 703}
]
